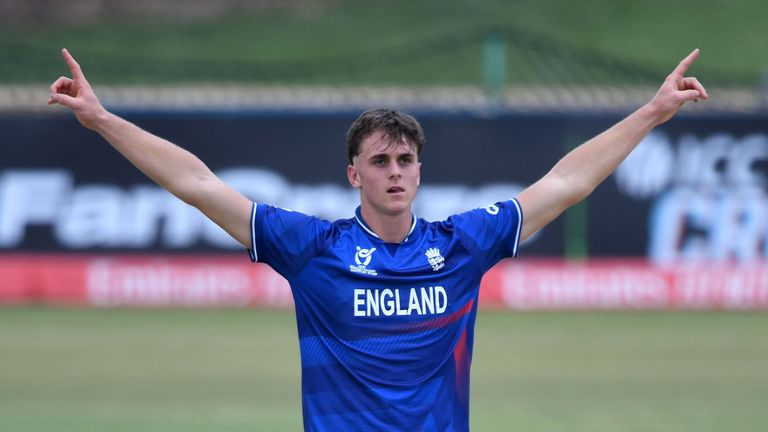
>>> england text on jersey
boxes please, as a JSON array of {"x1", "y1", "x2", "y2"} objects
[{"x1": 353, "y1": 286, "x2": 447, "y2": 317}]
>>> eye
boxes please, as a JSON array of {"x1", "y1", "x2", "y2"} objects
[
  {"x1": 372, "y1": 158, "x2": 387, "y2": 166},
  {"x1": 399, "y1": 156, "x2": 414, "y2": 165}
]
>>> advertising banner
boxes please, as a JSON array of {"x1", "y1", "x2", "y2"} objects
[{"x1": 3, "y1": 255, "x2": 767, "y2": 310}]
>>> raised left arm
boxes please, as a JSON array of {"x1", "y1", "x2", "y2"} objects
[{"x1": 516, "y1": 49, "x2": 708, "y2": 242}]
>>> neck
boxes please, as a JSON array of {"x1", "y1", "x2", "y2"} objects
[{"x1": 359, "y1": 205, "x2": 412, "y2": 243}]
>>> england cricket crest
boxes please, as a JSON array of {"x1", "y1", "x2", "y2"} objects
[{"x1": 425, "y1": 247, "x2": 445, "y2": 271}]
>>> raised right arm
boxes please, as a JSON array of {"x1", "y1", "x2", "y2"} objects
[{"x1": 48, "y1": 48, "x2": 253, "y2": 249}]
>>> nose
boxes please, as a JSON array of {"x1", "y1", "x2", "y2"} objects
[{"x1": 388, "y1": 161, "x2": 402, "y2": 179}]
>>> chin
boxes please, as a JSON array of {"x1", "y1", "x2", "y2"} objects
[
  {"x1": 364, "y1": 193, "x2": 415, "y2": 216},
  {"x1": 387, "y1": 200, "x2": 414, "y2": 215}
]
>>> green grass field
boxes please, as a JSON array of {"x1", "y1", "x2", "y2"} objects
[
  {"x1": 1, "y1": 0, "x2": 765, "y2": 85},
  {"x1": 1, "y1": 308, "x2": 767, "y2": 431}
]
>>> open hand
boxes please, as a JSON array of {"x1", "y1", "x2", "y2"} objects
[{"x1": 48, "y1": 48, "x2": 107, "y2": 130}]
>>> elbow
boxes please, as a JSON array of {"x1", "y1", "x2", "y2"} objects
[
  {"x1": 550, "y1": 172, "x2": 596, "y2": 208},
  {"x1": 566, "y1": 181, "x2": 596, "y2": 206},
  {"x1": 547, "y1": 164, "x2": 598, "y2": 206},
  {"x1": 168, "y1": 171, "x2": 214, "y2": 209}
]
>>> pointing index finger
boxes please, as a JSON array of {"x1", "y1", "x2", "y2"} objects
[
  {"x1": 672, "y1": 48, "x2": 700, "y2": 77},
  {"x1": 61, "y1": 48, "x2": 85, "y2": 81}
]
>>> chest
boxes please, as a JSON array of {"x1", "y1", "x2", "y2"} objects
[{"x1": 292, "y1": 235, "x2": 480, "y2": 321}]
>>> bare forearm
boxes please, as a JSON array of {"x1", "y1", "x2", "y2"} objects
[
  {"x1": 92, "y1": 111, "x2": 212, "y2": 204},
  {"x1": 549, "y1": 103, "x2": 660, "y2": 200},
  {"x1": 517, "y1": 103, "x2": 668, "y2": 241}
]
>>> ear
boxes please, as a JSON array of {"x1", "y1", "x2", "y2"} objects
[
  {"x1": 417, "y1": 161, "x2": 421, "y2": 186},
  {"x1": 347, "y1": 164, "x2": 361, "y2": 188}
]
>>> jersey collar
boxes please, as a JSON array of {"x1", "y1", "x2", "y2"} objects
[{"x1": 354, "y1": 206, "x2": 417, "y2": 243}]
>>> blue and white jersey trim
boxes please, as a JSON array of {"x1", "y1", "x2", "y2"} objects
[
  {"x1": 247, "y1": 202, "x2": 258, "y2": 262},
  {"x1": 510, "y1": 198, "x2": 523, "y2": 257},
  {"x1": 354, "y1": 208, "x2": 417, "y2": 242},
  {"x1": 353, "y1": 213, "x2": 380, "y2": 239}
]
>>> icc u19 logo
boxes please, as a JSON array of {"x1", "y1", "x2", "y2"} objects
[
  {"x1": 350, "y1": 246, "x2": 378, "y2": 276},
  {"x1": 355, "y1": 247, "x2": 376, "y2": 267}
]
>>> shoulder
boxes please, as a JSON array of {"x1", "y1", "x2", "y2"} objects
[
  {"x1": 254, "y1": 204, "x2": 342, "y2": 245},
  {"x1": 430, "y1": 199, "x2": 521, "y2": 229}
]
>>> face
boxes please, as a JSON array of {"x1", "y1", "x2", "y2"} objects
[{"x1": 347, "y1": 130, "x2": 421, "y2": 217}]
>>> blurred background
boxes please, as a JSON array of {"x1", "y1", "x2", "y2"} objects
[{"x1": 2, "y1": 0, "x2": 768, "y2": 431}]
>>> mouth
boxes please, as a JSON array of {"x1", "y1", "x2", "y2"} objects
[{"x1": 387, "y1": 186, "x2": 405, "y2": 194}]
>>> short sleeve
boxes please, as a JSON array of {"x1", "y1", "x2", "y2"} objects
[
  {"x1": 448, "y1": 198, "x2": 523, "y2": 271},
  {"x1": 247, "y1": 203, "x2": 332, "y2": 277}
]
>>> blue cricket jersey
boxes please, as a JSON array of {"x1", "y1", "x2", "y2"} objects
[{"x1": 248, "y1": 199, "x2": 523, "y2": 431}]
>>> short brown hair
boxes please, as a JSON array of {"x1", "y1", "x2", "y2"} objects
[{"x1": 345, "y1": 108, "x2": 426, "y2": 164}]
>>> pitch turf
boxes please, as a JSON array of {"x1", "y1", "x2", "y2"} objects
[{"x1": 1, "y1": 308, "x2": 767, "y2": 431}]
